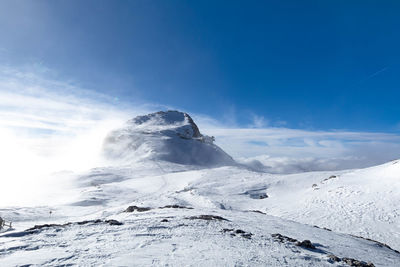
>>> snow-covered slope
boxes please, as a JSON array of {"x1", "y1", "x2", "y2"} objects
[
  {"x1": 1, "y1": 111, "x2": 399, "y2": 266},
  {"x1": 263, "y1": 160, "x2": 400, "y2": 250},
  {"x1": 102, "y1": 110, "x2": 235, "y2": 167}
]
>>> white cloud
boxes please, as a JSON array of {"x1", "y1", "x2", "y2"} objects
[
  {"x1": 249, "y1": 114, "x2": 269, "y2": 128},
  {"x1": 1, "y1": 64, "x2": 400, "y2": 205},
  {"x1": 0, "y1": 66, "x2": 162, "y2": 205},
  {"x1": 196, "y1": 124, "x2": 400, "y2": 173}
]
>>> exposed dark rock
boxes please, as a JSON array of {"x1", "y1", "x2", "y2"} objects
[
  {"x1": 296, "y1": 240, "x2": 316, "y2": 249},
  {"x1": 105, "y1": 219, "x2": 123, "y2": 226},
  {"x1": 271, "y1": 233, "x2": 298, "y2": 243},
  {"x1": 327, "y1": 254, "x2": 341, "y2": 262},
  {"x1": 77, "y1": 219, "x2": 102, "y2": 225},
  {"x1": 241, "y1": 187, "x2": 269, "y2": 200},
  {"x1": 187, "y1": 215, "x2": 229, "y2": 221},
  {"x1": 125, "y1": 206, "x2": 151, "y2": 212},
  {"x1": 241, "y1": 233, "x2": 253, "y2": 239},
  {"x1": 350, "y1": 234, "x2": 400, "y2": 254},
  {"x1": 183, "y1": 112, "x2": 202, "y2": 138},
  {"x1": 159, "y1": 205, "x2": 194, "y2": 209},
  {"x1": 245, "y1": 191, "x2": 269, "y2": 199},
  {"x1": 27, "y1": 223, "x2": 67, "y2": 231},
  {"x1": 312, "y1": 184, "x2": 320, "y2": 190},
  {"x1": 271, "y1": 233, "x2": 375, "y2": 266},
  {"x1": 222, "y1": 228, "x2": 252, "y2": 239},
  {"x1": 26, "y1": 219, "x2": 122, "y2": 233},
  {"x1": 342, "y1": 257, "x2": 375, "y2": 267},
  {"x1": 161, "y1": 219, "x2": 169, "y2": 222},
  {"x1": 323, "y1": 175, "x2": 337, "y2": 182},
  {"x1": 132, "y1": 111, "x2": 202, "y2": 139},
  {"x1": 249, "y1": 210, "x2": 266, "y2": 214},
  {"x1": 313, "y1": 225, "x2": 332, "y2": 231}
]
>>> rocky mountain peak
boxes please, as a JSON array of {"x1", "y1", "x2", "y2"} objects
[{"x1": 102, "y1": 110, "x2": 234, "y2": 166}]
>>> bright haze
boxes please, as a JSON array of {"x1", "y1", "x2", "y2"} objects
[{"x1": 1, "y1": 0, "x2": 400, "y2": 189}]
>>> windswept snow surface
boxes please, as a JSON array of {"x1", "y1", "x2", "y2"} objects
[
  {"x1": 1, "y1": 111, "x2": 400, "y2": 266},
  {"x1": 1, "y1": 161, "x2": 400, "y2": 266}
]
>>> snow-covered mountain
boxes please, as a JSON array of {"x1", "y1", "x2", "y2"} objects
[
  {"x1": 102, "y1": 110, "x2": 235, "y2": 166},
  {"x1": 1, "y1": 111, "x2": 399, "y2": 266}
]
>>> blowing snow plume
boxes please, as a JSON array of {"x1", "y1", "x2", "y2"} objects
[{"x1": 102, "y1": 110, "x2": 235, "y2": 167}]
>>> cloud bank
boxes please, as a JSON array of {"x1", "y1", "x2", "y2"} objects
[
  {"x1": 197, "y1": 126, "x2": 400, "y2": 173},
  {"x1": 1, "y1": 65, "x2": 400, "y2": 205},
  {"x1": 0, "y1": 66, "x2": 161, "y2": 205}
]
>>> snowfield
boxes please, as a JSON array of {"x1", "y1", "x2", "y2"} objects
[{"x1": 1, "y1": 111, "x2": 399, "y2": 266}]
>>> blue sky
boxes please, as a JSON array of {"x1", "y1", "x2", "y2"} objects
[
  {"x1": 1, "y1": 0, "x2": 400, "y2": 131},
  {"x1": 1, "y1": 1, "x2": 400, "y2": 174}
]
